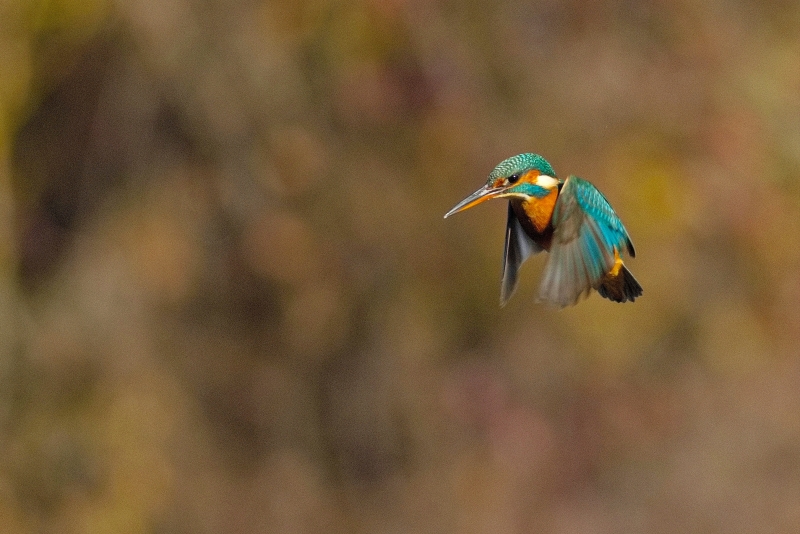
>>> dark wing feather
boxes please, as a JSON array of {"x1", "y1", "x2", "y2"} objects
[
  {"x1": 500, "y1": 202, "x2": 543, "y2": 306},
  {"x1": 538, "y1": 176, "x2": 634, "y2": 307}
]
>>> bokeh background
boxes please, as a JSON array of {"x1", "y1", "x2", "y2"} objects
[{"x1": 1, "y1": 0, "x2": 799, "y2": 532}]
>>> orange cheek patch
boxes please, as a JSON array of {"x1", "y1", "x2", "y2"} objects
[{"x1": 519, "y1": 169, "x2": 540, "y2": 184}]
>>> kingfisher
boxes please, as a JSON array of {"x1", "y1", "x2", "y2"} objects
[{"x1": 444, "y1": 153, "x2": 642, "y2": 307}]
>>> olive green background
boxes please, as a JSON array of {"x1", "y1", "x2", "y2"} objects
[{"x1": 1, "y1": 0, "x2": 799, "y2": 532}]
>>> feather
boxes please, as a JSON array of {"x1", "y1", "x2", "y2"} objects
[
  {"x1": 500, "y1": 203, "x2": 543, "y2": 306},
  {"x1": 538, "y1": 176, "x2": 635, "y2": 307}
]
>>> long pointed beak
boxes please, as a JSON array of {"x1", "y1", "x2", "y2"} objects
[{"x1": 443, "y1": 185, "x2": 503, "y2": 218}]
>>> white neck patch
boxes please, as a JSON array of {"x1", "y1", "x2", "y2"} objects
[{"x1": 535, "y1": 175, "x2": 559, "y2": 189}]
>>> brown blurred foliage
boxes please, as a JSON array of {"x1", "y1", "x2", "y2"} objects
[{"x1": 1, "y1": 0, "x2": 800, "y2": 532}]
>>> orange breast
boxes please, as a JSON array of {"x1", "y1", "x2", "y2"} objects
[{"x1": 521, "y1": 189, "x2": 558, "y2": 233}]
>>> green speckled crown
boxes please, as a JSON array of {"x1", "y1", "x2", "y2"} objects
[{"x1": 487, "y1": 153, "x2": 556, "y2": 183}]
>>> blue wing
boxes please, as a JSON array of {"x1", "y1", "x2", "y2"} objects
[
  {"x1": 538, "y1": 176, "x2": 634, "y2": 307},
  {"x1": 500, "y1": 203, "x2": 543, "y2": 306}
]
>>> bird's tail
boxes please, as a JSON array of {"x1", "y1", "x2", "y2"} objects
[{"x1": 596, "y1": 263, "x2": 642, "y2": 303}]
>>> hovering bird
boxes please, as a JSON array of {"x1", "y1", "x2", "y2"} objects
[{"x1": 444, "y1": 153, "x2": 642, "y2": 307}]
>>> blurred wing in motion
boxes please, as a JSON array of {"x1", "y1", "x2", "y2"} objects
[
  {"x1": 500, "y1": 203, "x2": 543, "y2": 306},
  {"x1": 538, "y1": 176, "x2": 634, "y2": 307}
]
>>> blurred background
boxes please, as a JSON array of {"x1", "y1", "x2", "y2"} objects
[{"x1": 0, "y1": 0, "x2": 799, "y2": 532}]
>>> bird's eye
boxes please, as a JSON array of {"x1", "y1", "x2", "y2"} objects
[{"x1": 507, "y1": 173, "x2": 521, "y2": 184}]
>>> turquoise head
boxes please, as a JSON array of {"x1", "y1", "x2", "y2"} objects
[{"x1": 444, "y1": 153, "x2": 558, "y2": 218}]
